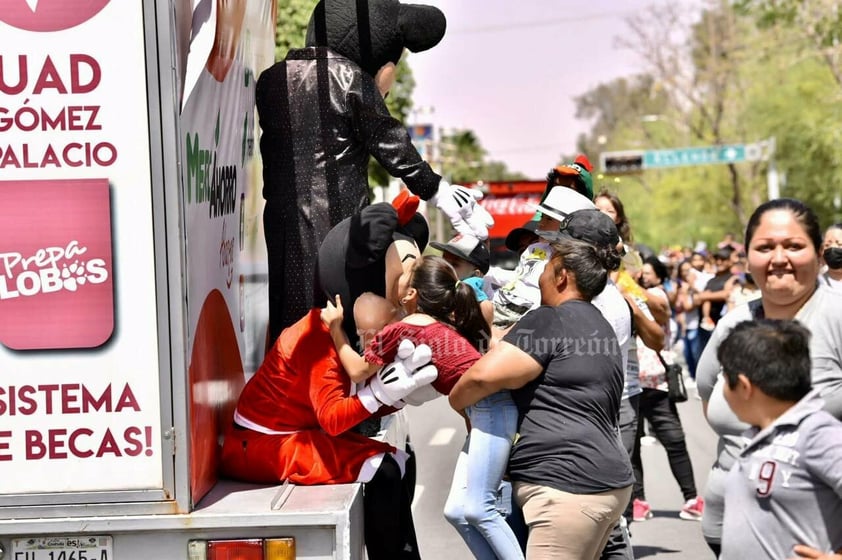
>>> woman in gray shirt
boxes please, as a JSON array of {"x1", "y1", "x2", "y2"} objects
[{"x1": 697, "y1": 198, "x2": 842, "y2": 556}]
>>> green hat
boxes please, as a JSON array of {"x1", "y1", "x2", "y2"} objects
[{"x1": 550, "y1": 154, "x2": 594, "y2": 201}]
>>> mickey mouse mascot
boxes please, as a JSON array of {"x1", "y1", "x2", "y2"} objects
[
  {"x1": 257, "y1": 0, "x2": 492, "y2": 343},
  {"x1": 221, "y1": 194, "x2": 438, "y2": 559}
]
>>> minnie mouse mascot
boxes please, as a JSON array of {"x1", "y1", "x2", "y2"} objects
[
  {"x1": 257, "y1": 0, "x2": 492, "y2": 343},
  {"x1": 221, "y1": 193, "x2": 437, "y2": 559}
]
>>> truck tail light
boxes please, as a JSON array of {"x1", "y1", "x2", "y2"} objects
[
  {"x1": 208, "y1": 539, "x2": 263, "y2": 559},
  {"x1": 265, "y1": 538, "x2": 296, "y2": 559},
  {"x1": 188, "y1": 538, "x2": 295, "y2": 560}
]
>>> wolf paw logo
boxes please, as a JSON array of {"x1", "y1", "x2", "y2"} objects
[
  {"x1": 61, "y1": 261, "x2": 91, "y2": 291},
  {"x1": 0, "y1": 0, "x2": 110, "y2": 32}
]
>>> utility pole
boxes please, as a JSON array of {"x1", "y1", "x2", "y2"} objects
[{"x1": 766, "y1": 137, "x2": 779, "y2": 200}]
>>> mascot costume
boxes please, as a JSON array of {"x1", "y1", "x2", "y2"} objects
[
  {"x1": 256, "y1": 0, "x2": 492, "y2": 343},
  {"x1": 221, "y1": 194, "x2": 437, "y2": 559}
]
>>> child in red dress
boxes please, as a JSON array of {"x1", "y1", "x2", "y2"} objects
[{"x1": 321, "y1": 255, "x2": 489, "y2": 395}]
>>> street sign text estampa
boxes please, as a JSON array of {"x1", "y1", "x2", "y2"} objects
[{"x1": 643, "y1": 142, "x2": 768, "y2": 169}]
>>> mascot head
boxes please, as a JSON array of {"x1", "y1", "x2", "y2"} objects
[
  {"x1": 318, "y1": 192, "x2": 429, "y2": 348},
  {"x1": 305, "y1": 0, "x2": 447, "y2": 79},
  {"x1": 546, "y1": 154, "x2": 595, "y2": 201}
]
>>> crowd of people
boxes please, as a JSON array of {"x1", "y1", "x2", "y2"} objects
[
  {"x1": 223, "y1": 153, "x2": 842, "y2": 560},
  {"x1": 237, "y1": 1, "x2": 842, "y2": 557},
  {"x1": 430, "y1": 183, "x2": 842, "y2": 559}
]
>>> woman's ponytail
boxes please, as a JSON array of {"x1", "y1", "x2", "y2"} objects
[
  {"x1": 411, "y1": 256, "x2": 491, "y2": 353},
  {"x1": 452, "y1": 281, "x2": 491, "y2": 353}
]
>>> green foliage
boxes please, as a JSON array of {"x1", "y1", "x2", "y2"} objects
[
  {"x1": 274, "y1": 0, "x2": 314, "y2": 61},
  {"x1": 438, "y1": 129, "x2": 525, "y2": 184},
  {"x1": 736, "y1": 20, "x2": 842, "y2": 228},
  {"x1": 577, "y1": 1, "x2": 842, "y2": 250},
  {"x1": 386, "y1": 56, "x2": 415, "y2": 123},
  {"x1": 735, "y1": 0, "x2": 842, "y2": 48},
  {"x1": 574, "y1": 75, "x2": 669, "y2": 160},
  {"x1": 574, "y1": 69, "x2": 741, "y2": 248}
]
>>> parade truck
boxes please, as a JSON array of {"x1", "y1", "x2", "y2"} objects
[
  {"x1": 471, "y1": 180, "x2": 547, "y2": 269},
  {"x1": 0, "y1": 2, "x2": 399, "y2": 558}
]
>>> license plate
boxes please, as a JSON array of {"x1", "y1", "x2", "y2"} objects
[{"x1": 11, "y1": 536, "x2": 112, "y2": 560}]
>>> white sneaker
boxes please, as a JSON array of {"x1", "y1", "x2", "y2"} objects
[{"x1": 640, "y1": 435, "x2": 658, "y2": 446}]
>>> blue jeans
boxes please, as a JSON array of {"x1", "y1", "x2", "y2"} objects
[
  {"x1": 444, "y1": 390, "x2": 523, "y2": 560},
  {"x1": 682, "y1": 328, "x2": 701, "y2": 379}
]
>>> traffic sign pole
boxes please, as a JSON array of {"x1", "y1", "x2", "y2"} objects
[{"x1": 767, "y1": 137, "x2": 779, "y2": 199}]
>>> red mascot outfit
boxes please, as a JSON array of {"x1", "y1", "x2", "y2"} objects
[
  {"x1": 221, "y1": 198, "x2": 435, "y2": 559},
  {"x1": 221, "y1": 309, "x2": 398, "y2": 484},
  {"x1": 257, "y1": 0, "x2": 492, "y2": 343}
]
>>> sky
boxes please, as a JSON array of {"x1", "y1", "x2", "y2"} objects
[{"x1": 407, "y1": 0, "x2": 702, "y2": 179}]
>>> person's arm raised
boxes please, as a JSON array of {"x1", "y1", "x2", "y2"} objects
[
  {"x1": 448, "y1": 340, "x2": 542, "y2": 411},
  {"x1": 624, "y1": 294, "x2": 665, "y2": 353},
  {"x1": 321, "y1": 296, "x2": 379, "y2": 383}
]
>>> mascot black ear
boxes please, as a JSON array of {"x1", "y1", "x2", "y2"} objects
[
  {"x1": 398, "y1": 4, "x2": 446, "y2": 54},
  {"x1": 306, "y1": 0, "x2": 446, "y2": 77}
]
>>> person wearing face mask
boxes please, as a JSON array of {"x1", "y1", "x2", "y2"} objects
[{"x1": 821, "y1": 223, "x2": 842, "y2": 291}]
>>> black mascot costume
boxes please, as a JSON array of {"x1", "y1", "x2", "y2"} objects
[{"x1": 256, "y1": 0, "x2": 492, "y2": 343}]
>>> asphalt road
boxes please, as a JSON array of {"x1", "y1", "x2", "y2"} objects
[{"x1": 405, "y1": 383, "x2": 719, "y2": 559}]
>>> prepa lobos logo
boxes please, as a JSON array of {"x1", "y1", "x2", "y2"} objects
[
  {"x1": 0, "y1": 240, "x2": 109, "y2": 300},
  {"x1": 0, "y1": 0, "x2": 110, "y2": 32},
  {"x1": 0, "y1": 179, "x2": 114, "y2": 350}
]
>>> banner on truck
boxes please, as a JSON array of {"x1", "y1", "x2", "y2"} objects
[
  {"x1": 179, "y1": 0, "x2": 276, "y2": 504},
  {"x1": 0, "y1": 1, "x2": 162, "y2": 493}
]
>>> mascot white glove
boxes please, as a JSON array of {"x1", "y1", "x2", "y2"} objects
[
  {"x1": 431, "y1": 180, "x2": 494, "y2": 240},
  {"x1": 401, "y1": 384, "x2": 443, "y2": 407},
  {"x1": 360, "y1": 340, "x2": 438, "y2": 408}
]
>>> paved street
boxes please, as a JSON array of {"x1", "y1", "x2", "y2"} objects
[{"x1": 406, "y1": 383, "x2": 718, "y2": 559}]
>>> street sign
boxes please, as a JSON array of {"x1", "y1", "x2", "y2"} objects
[
  {"x1": 643, "y1": 144, "x2": 746, "y2": 169},
  {"x1": 599, "y1": 138, "x2": 774, "y2": 176},
  {"x1": 600, "y1": 150, "x2": 644, "y2": 175}
]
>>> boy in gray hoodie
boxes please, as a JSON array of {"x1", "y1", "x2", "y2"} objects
[{"x1": 717, "y1": 320, "x2": 842, "y2": 560}]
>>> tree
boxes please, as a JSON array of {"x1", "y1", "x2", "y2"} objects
[
  {"x1": 730, "y1": 0, "x2": 842, "y2": 226},
  {"x1": 735, "y1": 0, "x2": 842, "y2": 89},
  {"x1": 616, "y1": 1, "x2": 769, "y2": 228},
  {"x1": 575, "y1": 0, "x2": 842, "y2": 249},
  {"x1": 274, "y1": 0, "x2": 313, "y2": 60},
  {"x1": 438, "y1": 129, "x2": 525, "y2": 184},
  {"x1": 574, "y1": 74, "x2": 669, "y2": 159}
]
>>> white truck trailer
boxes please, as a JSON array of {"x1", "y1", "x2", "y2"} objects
[{"x1": 0, "y1": 2, "x2": 399, "y2": 558}]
